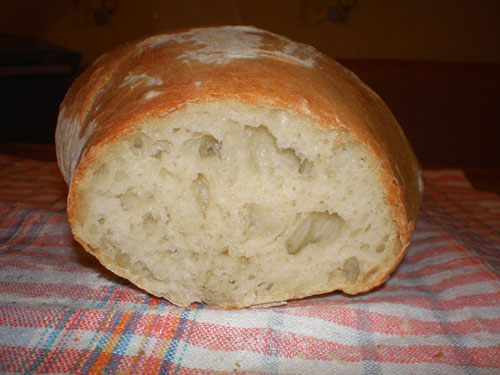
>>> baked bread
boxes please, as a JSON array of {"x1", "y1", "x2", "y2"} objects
[{"x1": 56, "y1": 26, "x2": 422, "y2": 308}]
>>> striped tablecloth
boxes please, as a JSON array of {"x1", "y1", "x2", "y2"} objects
[{"x1": 1, "y1": 153, "x2": 499, "y2": 374}]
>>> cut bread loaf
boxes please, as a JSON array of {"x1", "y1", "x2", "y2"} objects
[{"x1": 56, "y1": 26, "x2": 422, "y2": 308}]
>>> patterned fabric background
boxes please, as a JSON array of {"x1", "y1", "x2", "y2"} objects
[{"x1": 0, "y1": 154, "x2": 499, "y2": 374}]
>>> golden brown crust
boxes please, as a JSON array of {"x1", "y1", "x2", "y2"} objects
[{"x1": 56, "y1": 26, "x2": 421, "y2": 307}]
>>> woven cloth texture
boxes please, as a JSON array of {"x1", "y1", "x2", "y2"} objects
[{"x1": 0, "y1": 154, "x2": 499, "y2": 374}]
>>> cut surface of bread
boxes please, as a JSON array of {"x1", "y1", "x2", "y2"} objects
[{"x1": 56, "y1": 26, "x2": 422, "y2": 308}]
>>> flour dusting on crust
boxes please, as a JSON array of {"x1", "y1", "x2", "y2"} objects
[{"x1": 137, "y1": 26, "x2": 319, "y2": 67}]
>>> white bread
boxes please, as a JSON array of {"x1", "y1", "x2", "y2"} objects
[{"x1": 56, "y1": 26, "x2": 422, "y2": 308}]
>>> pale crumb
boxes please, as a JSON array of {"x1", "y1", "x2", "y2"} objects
[{"x1": 74, "y1": 101, "x2": 397, "y2": 308}]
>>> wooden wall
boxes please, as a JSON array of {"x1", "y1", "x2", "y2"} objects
[{"x1": 1, "y1": 0, "x2": 499, "y2": 65}]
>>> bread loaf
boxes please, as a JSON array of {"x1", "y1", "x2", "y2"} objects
[{"x1": 56, "y1": 26, "x2": 422, "y2": 308}]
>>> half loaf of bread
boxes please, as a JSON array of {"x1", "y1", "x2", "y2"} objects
[{"x1": 56, "y1": 26, "x2": 422, "y2": 308}]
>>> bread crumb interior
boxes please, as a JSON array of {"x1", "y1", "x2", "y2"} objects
[{"x1": 75, "y1": 101, "x2": 398, "y2": 307}]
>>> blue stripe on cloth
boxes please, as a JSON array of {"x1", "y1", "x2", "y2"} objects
[
  {"x1": 24, "y1": 309, "x2": 74, "y2": 374},
  {"x1": 354, "y1": 306, "x2": 382, "y2": 375},
  {"x1": 128, "y1": 311, "x2": 161, "y2": 374},
  {"x1": 262, "y1": 310, "x2": 283, "y2": 373},
  {"x1": 71, "y1": 290, "x2": 124, "y2": 374},
  {"x1": 95, "y1": 284, "x2": 121, "y2": 310},
  {"x1": 5, "y1": 212, "x2": 51, "y2": 252},
  {"x1": 79, "y1": 333, "x2": 111, "y2": 375},
  {"x1": 36, "y1": 309, "x2": 87, "y2": 373},
  {"x1": 159, "y1": 308, "x2": 191, "y2": 375},
  {"x1": 104, "y1": 353, "x2": 122, "y2": 375},
  {"x1": 173, "y1": 304, "x2": 204, "y2": 374},
  {"x1": 79, "y1": 310, "x2": 129, "y2": 374},
  {"x1": 101, "y1": 311, "x2": 142, "y2": 374},
  {"x1": 0, "y1": 207, "x2": 37, "y2": 245}
]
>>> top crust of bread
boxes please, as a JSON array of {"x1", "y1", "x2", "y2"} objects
[{"x1": 56, "y1": 26, "x2": 422, "y2": 308}]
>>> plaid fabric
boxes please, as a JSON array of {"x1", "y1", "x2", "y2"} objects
[{"x1": 0, "y1": 154, "x2": 499, "y2": 375}]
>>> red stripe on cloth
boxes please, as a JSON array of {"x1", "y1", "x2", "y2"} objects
[
  {"x1": 373, "y1": 344, "x2": 500, "y2": 367},
  {"x1": 353, "y1": 292, "x2": 500, "y2": 310},
  {"x1": 11, "y1": 246, "x2": 89, "y2": 264},
  {"x1": 285, "y1": 304, "x2": 500, "y2": 335},
  {"x1": 84, "y1": 312, "x2": 139, "y2": 374},
  {"x1": 0, "y1": 346, "x2": 245, "y2": 375},
  {"x1": 0, "y1": 281, "x2": 96, "y2": 300},
  {"x1": 403, "y1": 242, "x2": 463, "y2": 264},
  {"x1": 392, "y1": 256, "x2": 488, "y2": 279},
  {"x1": 423, "y1": 170, "x2": 472, "y2": 188},
  {"x1": 103, "y1": 355, "x2": 215, "y2": 375},
  {"x1": 0, "y1": 257, "x2": 96, "y2": 274},
  {"x1": 179, "y1": 321, "x2": 500, "y2": 367},
  {"x1": 384, "y1": 271, "x2": 498, "y2": 293},
  {"x1": 0, "y1": 305, "x2": 60, "y2": 329}
]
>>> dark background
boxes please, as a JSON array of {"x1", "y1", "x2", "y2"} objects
[{"x1": 1, "y1": 0, "x2": 499, "y2": 189}]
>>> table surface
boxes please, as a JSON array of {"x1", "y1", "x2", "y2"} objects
[{"x1": 0, "y1": 153, "x2": 499, "y2": 374}]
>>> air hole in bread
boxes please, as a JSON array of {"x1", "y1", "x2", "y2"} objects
[
  {"x1": 117, "y1": 188, "x2": 139, "y2": 211},
  {"x1": 116, "y1": 252, "x2": 131, "y2": 269},
  {"x1": 153, "y1": 139, "x2": 173, "y2": 159},
  {"x1": 192, "y1": 174, "x2": 210, "y2": 214},
  {"x1": 190, "y1": 252, "x2": 199, "y2": 262},
  {"x1": 198, "y1": 135, "x2": 221, "y2": 158},
  {"x1": 363, "y1": 266, "x2": 379, "y2": 283},
  {"x1": 343, "y1": 256, "x2": 360, "y2": 283},
  {"x1": 246, "y1": 125, "x2": 301, "y2": 174},
  {"x1": 265, "y1": 283, "x2": 274, "y2": 291},
  {"x1": 349, "y1": 228, "x2": 361, "y2": 238},
  {"x1": 299, "y1": 158, "x2": 314, "y2": 176},
  {"x1": 142, "y1": 213, "x2": 158, "y2": 234},
  {"x1": 133, "y1": 137, "x2": 143, "y2": 148},
  {"x1": 286, "y1": 211, "x2": 344, "y2": 255},
  {"x1": 131, "y1": 135, "x2": 146, "y2": 156},
  {"x1": 93, "y1": 163, "x2": 108, "y2": 178},
  {"x1": 131, "y1": 259, "x2": 149, "y2": 277},
  {"x1": 376, "y1": 234, "x2": 390, "y2": 253},
  {"x1": 159, "y1": 167, "x2": 179, "y2": 180},
  {"x1": 376, "y1": 243, "x2": 386, "y2": 253}
]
